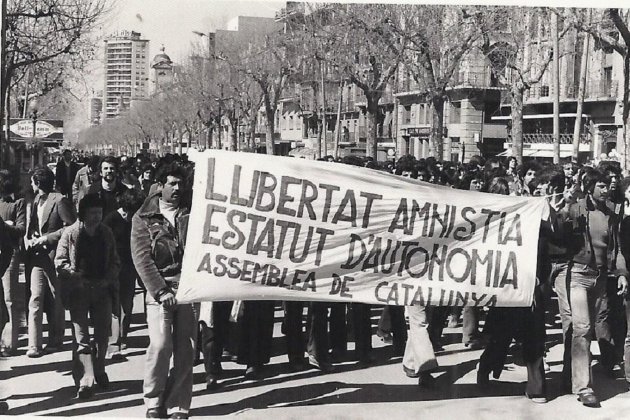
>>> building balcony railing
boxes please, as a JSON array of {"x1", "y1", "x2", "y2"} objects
[
  {"x1": 509, "y1": 133, "x2": 591, "y2": 144},
  {"x1": 586, "y1": 80, "x2": 618, "y2": 99}
]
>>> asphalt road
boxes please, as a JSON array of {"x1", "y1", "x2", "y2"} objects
[{"x1": 1, "y1": 292, "x2": 629, "y2": 419}]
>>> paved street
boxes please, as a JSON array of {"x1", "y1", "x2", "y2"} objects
[{"x1": 1, "y1": 292, "x2": 629, "y2": 419}]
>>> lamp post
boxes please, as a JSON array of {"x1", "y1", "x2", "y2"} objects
[{"x1": 29, "y1": 98, "x2": 39, "y2": 169}]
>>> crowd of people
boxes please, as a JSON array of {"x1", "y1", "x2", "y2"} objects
[{"x1": 0, "y1": 148, "x2": 629, "y2": 418}]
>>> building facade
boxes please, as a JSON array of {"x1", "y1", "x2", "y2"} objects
[{"x1": 102, "y1": 30, "x2": 150, "y2": 121}]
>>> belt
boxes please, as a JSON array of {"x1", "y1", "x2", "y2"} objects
[{"x1": 570, "y1": 262, "x2": 602, "y2": 277}]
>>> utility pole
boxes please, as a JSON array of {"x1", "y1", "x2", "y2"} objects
[
  {"x1": 552, "y1": 12, "x2": 561, "y2": 164},
  {"x1": 320, "y1": 60, "x2": 327, "y2": 158}
]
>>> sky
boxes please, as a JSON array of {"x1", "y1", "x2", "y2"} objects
[{"x1": 102, "y1": 0, "x2": 286, "y2": 63}]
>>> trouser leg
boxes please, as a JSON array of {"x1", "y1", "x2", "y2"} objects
[
  {"x1": 164, "y1": 303, "x2": 198, "y2": 415},
  {"x1": 390, "y1": 305, "x2": 407, "y2": 354},
  {"x1": 69, "y1": 293, "x2": 94, "y2": 388},
  {"x1": 553, "y1": 264, "x2": 572, "y2": 385},
  {"x1": 403, "y1": 305, "x2": 437, "y2": 376},
  {"x1": 462, "y1": 307, "x2": 480, "y2": 344},
  {"x1": 307, "y1": 302, "x2": 329, "y2": 363},
  {"x1": 91, "y1": 289, "x2": 112, "y2": 378},
  {"x1": 350, "y1": 303, "x2": 372, "y2": 361},
  {"x1": 201, "y1": 301, "x2": 232, "y2": 378},
  {"x1": 41, "y1": 256, "x2": 64, "y2": 346},
  {"x1": 144, "y1": 300, "x2": 173, "y2": 410},
  {"x1": 284, "y1": 301, "x2": 305, "y2": 362},
  {"x1": 27, "y1": 263, "x2": 46, "y2": 349},
  {"x1": 521, "y1": 301, "x2": 547, "y2": 397},
  {"x1": 1, "y1": 254, "x2": 21, "y2": 351},
  {"x1": 570, "y1": 270, "x2": 600, "y2": 394},
  {"x1": 329, "y1": 303, "x2": 347, "y2": 355},
  {"x1": 624, "y1": 296, "x2": 630, "y2": 382}
]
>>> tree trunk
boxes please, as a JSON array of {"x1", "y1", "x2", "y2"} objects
[
  {"x1": 333, "y1": 81, "x2": 344, "y2": 159},
  {"x1": 265, "y1": 113, "x2": 275, "y2": 155},
  {"x1": 511, "y1": 85, "x2": 525, "y2": 164},
  {"x1": 178, "y1": 131, "x2": 183, "y2": 155},
  {"x1": 622, "y1": 52, "x2": 630, "y2": 173},
  {"x1": 316, "y1": 117, "x2": 323, "y2": 158},
  {"x1": 366, "y1": 96, "x2": 379, "y2": 161},
  {"x1": 230, "y1": 119, "x2": 238, "y2": 151},
  {"x1": 320, "y1": 61, "x2": 327, "y2": 158},
  {"x1": 552, "y1": 13, "x2": 561, "y2": 164},
  {"x1": 430, "y1": 96, "x2": 445, "y2": 160},
  {"x1": 573, "y1": 23, "x2": 590, "y2": 161}
]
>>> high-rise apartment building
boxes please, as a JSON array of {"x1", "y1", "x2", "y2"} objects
[{"x1": 102, "y1": 30, "x2": 150, "y2": 121}]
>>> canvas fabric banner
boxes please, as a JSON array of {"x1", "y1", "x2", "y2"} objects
[{"x1": 176, "y1": 150, "x2": 547, "y2": 307}]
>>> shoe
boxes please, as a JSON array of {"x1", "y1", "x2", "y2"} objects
[
  {"x1": 308, "y1": 354, "x2": 335, "y2": 373},
  {"x1": 356, "y1": 354, "x2": 376, "y2": 368},
  {"x1": 26, "y1": 347, "x2": 43, "y2": 358},
  {"x1": 206, "y1": 377, "x2": 220, "y2": 391},
  {"x1": 96, "y1": 373, "x2": 110, "y2": 390},
  {"x1": 76, "y1": 385, "x2": 94, "y2": 400},
  {"x1": 169, "y1": 413, "x2": 189, "y2": 419},
  {"x1": 108, "y1": 350, "x2": 124, "y2": 361},
  {"x1": 432, "y1": 342, "x2": 445, "y2": 352},
  {"x1": 329, "y1": 350, "x2": 347, "y2": 363},
  {"x1": 43, "y1": 344, "x2": 59, "y2": 353},
  {"x1": 146, "y1": 408, "x2": 167, "y2": 418},
  {"x1": 0, "y1": 401, "x2": 8, "y2": 415},
  {"x1": 376, "y1": 330, "x2": 393, "y2": 344},
  {"x1": 244, "y1": 366, "x2": 262, "y2": 380},
  {"x1": 525, "y1": 392, "x2": 548, "y2": 404},
  {"x1": 476, "y1": 368, "x2": 490, "y2": 386},
  {"x1": 464, "y1": 339, "x2": 484, "y2": 350},
  {"x1": 0, "y1": 347, "x2": 14, "y2": 357},
  {"x1": 577, "y1": 391, "x2": 600, "y2": 407},
  {"x1": 418, "y1": 372, "x2": 436, "y2": 388},
  {"x1": 288, "y1": 359, "x2": 307, "y2": 372}
]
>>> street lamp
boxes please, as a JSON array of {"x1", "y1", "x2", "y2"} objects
[{"x1": 28, "y1": 98, "x2": 39, "y2": 147}]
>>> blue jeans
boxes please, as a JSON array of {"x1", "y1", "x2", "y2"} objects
[
  {"x1": 552, "y1": 262, "x2": 571, "y2": 384},
  {"x1": 144, "y1": 293, "x2": 199, "y2": 415},
  {"x1": 569, "y1": 265, "x2": 612, "y2": 394}
]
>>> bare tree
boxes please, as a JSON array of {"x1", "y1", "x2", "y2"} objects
[
  {"x1": 476, "y1": 7, "x2": 569, "y2": 164},
  {"x1": 569, "y1": 8, "x2": 630, "y2": 170},
  {"x1": 390, "y1": 5, "x2": 480, "y2": 160},
  {"x1": 1, "y1": 0, "x2": 111, "y2": 166}
]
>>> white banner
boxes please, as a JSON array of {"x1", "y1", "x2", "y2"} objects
[{"x1": 177, "y1": 150, "x2": 546, "y2": 307}]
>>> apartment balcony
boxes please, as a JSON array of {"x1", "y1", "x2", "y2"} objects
[
  {"x1": 450, "y1": 72, "x2": 490, "y2": 89},
  {"x1": 513, "y1": 133, "x2": 591, "y2": 144},
  {"x1": 586, "y1": 80, "x2": 618, "y2": 99}
]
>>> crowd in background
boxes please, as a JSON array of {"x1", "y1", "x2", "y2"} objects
[{"x1": 1, "y1": 149, "x2": 629, "y2": 417}]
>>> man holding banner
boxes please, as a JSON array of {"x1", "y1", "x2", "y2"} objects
[{"x1": 131, "y1": 163, "x2": 197, "y2": 419}]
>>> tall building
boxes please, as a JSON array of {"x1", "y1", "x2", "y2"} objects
[{"x1": 102, "y1": 30, "x2": 150, "y2": 121}]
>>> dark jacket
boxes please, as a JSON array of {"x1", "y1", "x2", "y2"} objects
[
  {"x1": 0, "y1": 196, "x2": 26, "y2": 249},
  {"x1": 55, "y1": 160, "x2": 80, "y2": 197},
  {"x1": 87, "y1": 180, "x2": 129, "y2": 217},
  {"x1": 55, "y1": 221, "x2": 120, "y2": 305},
  {"x1": 130, "y1": 192, "x2": 189, "y2": 301},
  {"x1": 564, "y1": 197, "x2": 628, "y2": 277}
]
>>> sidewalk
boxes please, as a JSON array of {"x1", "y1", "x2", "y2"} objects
[{"x1": 1, "y1": 294, "x2": 629, "y2": 419}]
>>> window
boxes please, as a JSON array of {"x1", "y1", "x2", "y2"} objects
[
  {"x1": 450, "y1": 102, "x2": 461, "y2": 124},
  {"x1": 403, "y1": 105, "x2": 411, "y2": 124}
]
